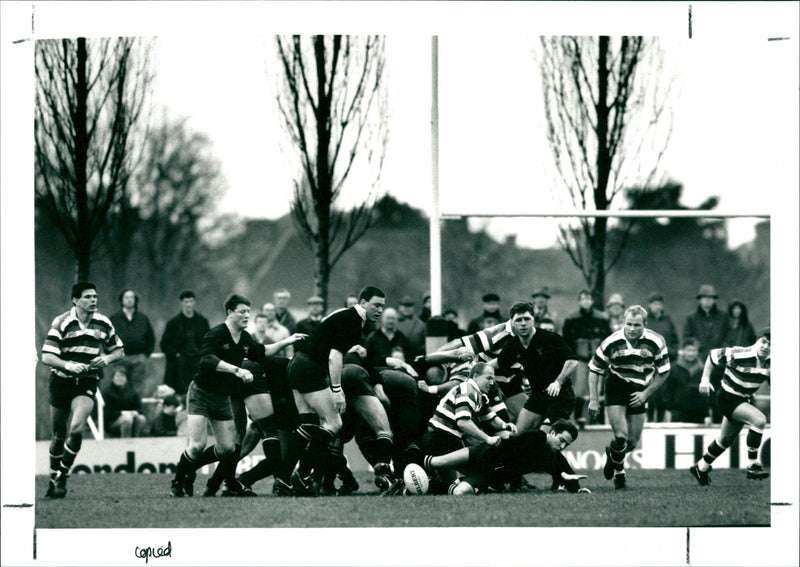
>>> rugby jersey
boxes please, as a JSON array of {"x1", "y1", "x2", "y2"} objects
[
  {"x1": 589, "y1": 328, "x2": 670, "y2": 387},
  {"x1": 429, "y1": 378, "x2": 496, "y2": 438},
  {"x1": 196, "y1": 323, "x2": 268, "y2": 395},
  {"x1": 296, "y1": 307, "x2": 364, "y2": 367},
  {"x1": 42, "y1": 308, "x2": 124, "y2": 379},
  {"x1": 710, "y1": 344, "x2": 770, "y2": 398},
  {"x1": 460, "y1": 320, "x2": 515, "y2": 356}
]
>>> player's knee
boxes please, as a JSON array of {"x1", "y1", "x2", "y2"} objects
[
  {"x1": 751, "y1": 414, "x2": 767, "y2": 431},
  {"x1": 186, "y1": 441, "x2": 205, "y2": 459},
  {"x1": 451, "y1": 481, "x2": 474, "y2": 496},
  {"x1": 216, "y1": 441, "x2": 236, "y2": 455},
  {"x1": 322, "y1": 413, "x2": 343, "y2": 434}
]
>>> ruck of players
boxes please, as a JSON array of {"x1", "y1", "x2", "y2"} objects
[{"x1": 41, "y1": 282, "x2": 771, "y2": 499}]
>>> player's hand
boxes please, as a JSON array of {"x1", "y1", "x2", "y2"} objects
[
  {"x1": 332, "y1": 390, "x2": 346, "y2": 414},
  {"x1": 699, "y1": 381, "x2": 714, "y2": 396},
  {"x1": 88, "y1": 356, "x2": 108, "y2": 369},
  {"x1": 630, "y1": 391, "x2": 647, "y2": 408},
  {"x1": 416, "y1": 380, "x2": 429, "y2": 392},
  {"x1": 65, "y1": 361, "x2": 89, "y2": 374},
  {"x1": 289, "y1": 333, "x2": 307, "y2": 343},
  {"x1": 505, "y1": 422, "x2": 518, "y2": 435},
  {"x1": 348, "y1": 345, "x2": 367, "y2": 358},
  {"x1": 545, "y1": 381, "x2": 561, "y2": 397},
  {"x1": 456, "y1": 347, "x2": 473, "y2": 361},
  {"x1": 486, "y1": 436, "x2": 501, "y2": 446},
  {"x1": 497, "y1": 430, "x2": 513, "y2": 440},
  {"x1": 402, "y1": 363, "x2": 419, "y2": 378},
  {"x1": 236, "y1": 367, "x2": 254, "y2": 383},
  {"x1": 587, "y1": 399, "x2": 601, "y2": 420}
]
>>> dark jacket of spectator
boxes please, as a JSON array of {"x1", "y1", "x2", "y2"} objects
[
  {"x1": 397, "y1": 314, "x2": 426, "y2": 358},
  {"x1": 647, "y1": 311, "x2": 679, "y2": 362},
  {"x1": 683, "y1": 305, "x2": 728, "y2": 358},
  {"x1": 364, "y1": 328, "x2": 410, "y2": 368},
  {"x1": 562, "y1": 308, "x2": 611, "y2": 362},
  {"x1": 723, "y1": 300, "x2": 757, "y2": 347},
  {"x1": 160, "y1": 311, "x2": 210, "y2": 395},
  {"x1": 109, "y1": 310, "x2": 155, "y2": 356},
  {"x1": 102, "y1": 381, "x2": 143, "y2": 427},
  {"x1": 667, "y1": 355, "x2": 711, "y2": 423}
]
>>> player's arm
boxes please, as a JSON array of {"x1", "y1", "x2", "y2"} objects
[
  {"x1": 263, "y1": 333, "x2": 306, "y2": 357},
  {"x1": 631, "y1": 369, "x2": 670, "y2": 408},
  {"x1": 199, "y1": 333, "x2": 253, "y2": 382},
  {"x1": 384, "y1": 356, "x2": 418, "y2": 377},
  {"x1": 545, "y1": 359, "x2": 578, "y2": 396},
  {"x1": 417, "y1": 377, "x2": 461, "y2": 396},
  {"x1": 456, "y1": 417, "x2": 500, "y2": 446},
  {"x1": 698, "y1": 353, "x2": 720, "y2": 396},
  {"x1": 488, "y1": 415, "x2": 516, "y2": 435},
  {"x1": 41, "y1": 352, "x2": 89, "y2": 375},
  {"x1": 328, "y1": 348, "x2": 346, "y2": 413},
  {"x1": 587, "y1": 368, "x2": 605, "y2": 420}
]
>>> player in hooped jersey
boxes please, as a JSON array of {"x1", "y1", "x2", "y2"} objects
[
  {"x1": 277, "y1": 286, "x2": 386, "y2": 496},
  {"x1": 690, "y1": 327, "x2": 771, "y2": 485},
  {"x1": 588, "y1": 305, "x2": 670, "y2": 489},
  {"x1": 41, "y1": 282, "x2": 125, "y2": 498}
]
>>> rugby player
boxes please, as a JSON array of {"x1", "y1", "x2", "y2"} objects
[
  {"x1": 690, "y1": 327, "x2": 771, "y2": 485},
  {"x1": 276, "y1": 286, "x2": 386, "y2": 496},
  {"x1": 169, "y1": 294, "x2": 304, "y2": 497},
  {"x1": 588, "y1": 305, "x2": 670, "y2": 489},
  {"x1": 422, "y1": 418, "x2": 586, "y2": 495},
  {"x1": 42, "y1": 282, "x2": 125, "y2": 498}
]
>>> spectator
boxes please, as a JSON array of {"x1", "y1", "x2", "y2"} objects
[
  {"x1": 667, "y1": 338, "x2": 712, "y2": 424},
  {"x1": 646, "y1": 292, "x2": 679, "y2": 362},
  {"x1": 467, "y1": 293, "x2": 502, "y2": 334},
  {"x1": 365, "y1": 307, "x2": 411, "y2": 368},
  {"x1": 683, "y1": 284, "x2": 729, "y2": 360},
  {"x1": 109, "y1": 289, "x2": 155, "y2": 396},
  {"x1": 273, "y1": 288, "x2": 297, "y2": 333},
  {"x1": 344, "y1": 294, "x2": 359, "y2": 308},
  {"x1": 724, "y1": 300, "x2": 757, "y2": 347},
  {"x1": 102, "y1": 368, "x2": 147, "y2": 437},
  {"x1": 259, "y1": 302, "x2": 294, "y2": 357},
  {"x1": 397, "y1": 295, "x2": 426, "y2": 358},
  {"x1": 538, "y1": 317, "x2": 557, "y2": 333},
  {"x1": 420, "y1": 291, "x2": 432, "y2": 323},
  {"x1": 151, "y1": 395, "x2": 185, "y2": 437},
  {"x1": 160, "y1": 290, "x2": 210, "y2": 402},
  {"x1": 296, "y1": 296, "x2": 326, "y2": 335},
  {"x1": 606, "y1": 293, "x2": 625, "y2": 333},
  {"x1": 562, "y1": 290, "x2": 612, "y2": 428},
  {"x1": 443, "y1": 308, "x2": 466, "y2": 340},
  {"x1": 531, "y1": 287, "x2": 558, "y2": 331}
]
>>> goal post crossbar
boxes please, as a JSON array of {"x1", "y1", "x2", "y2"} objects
[{"x1": 440, "y1": 210, "x2": 770, "y2": 220}]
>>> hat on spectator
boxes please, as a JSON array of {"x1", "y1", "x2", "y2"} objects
[
  {"x1": 696, "y1": 284, "x2": 718, "y2": 299},
  {"x1": 647, "y1": 292, "x2": 664, "y2": 303},
  {"x1": 422, "y1": 291, "x2": 431, "y2": 303},
  {"x1": 531, "y1": 287, "x2": 551, "y2": 299},
  {"x1": 400, "y1": 295, "x2": 416, "y2": 306},
  {"x1": 307, "y1": 295, "x2": 324, "y2": 304},
  {"x1": 482, "y1": 293, "x2": 500, "y2": 302},
  {"x1": 606, "y1": 293, "x2": 624, "y2": 307}
]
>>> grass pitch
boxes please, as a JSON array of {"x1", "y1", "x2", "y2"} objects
[{"x1": 35, "y1": 468, "x2": 770, "y2": 529}]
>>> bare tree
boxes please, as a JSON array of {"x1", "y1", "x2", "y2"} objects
[
  {"x1": 35, "y1": 37, "x2": 153, "y2": 281},
  {"x1": 537, "y1": 36, "x2": 674, "y2": 308},
  {"x1": 274, "y1": 35, "x2": 388, "y2": 310}
]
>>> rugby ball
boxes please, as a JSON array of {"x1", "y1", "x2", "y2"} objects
[{"x1": 403, "y1": 463, "x2": 429, "y2": 495}]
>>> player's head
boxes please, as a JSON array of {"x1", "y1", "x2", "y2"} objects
[
  {"x1": 623, "y1": 305, "x2": 648, "y2": 342},
  {"x1": 469, "y1": 362, "x2": 496, "y2": 393},
  {"x1": 509, "y1": 301, "x2": 535, "y2": 337},
  {"x1": 224, "y1": 294, "x2": 251, "y2": 330},
  {"x1": 71, "y1": 281, "x2": 98, "y2": 312},
  {"x1": 756, "y1": 326, "x2": 770, "y2": 357},
  {"x1": 547, "y1": 418, "x2": 578, "y2": 451},
  {"x1": 118, "y1": 289, "x2": 139, "y2": 309},
  {"x1": 358, "y1": 286, "x2": 386, "y2": 322}
]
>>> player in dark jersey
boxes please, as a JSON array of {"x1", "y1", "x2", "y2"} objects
[
  {"x1": 495, "y1": 301, "x2": 579, "y2": 434},
  {"x1": 277, "y1": 286, "x2": 386, "y2": 496},
  {"x1": 588, "y1": 305, "x2": 670, "y2": 489},
  {"x1": 690, "y1": 327, "x2": 771, "y2": 485},
  {"x1": 42, "y1": 281, "x2": 125, "y2": 498},
  {"x1": 169, "y1": 294, "x2": 304, "y2": 497},
  {"x1": 422, "y1": 418, "x2": 586, "y2": 495}
]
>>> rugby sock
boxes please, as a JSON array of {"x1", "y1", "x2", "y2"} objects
[
  {"x1": 58, "y1": 433, "x2": 83, "y2": 474},
  {"x1": 625, "y1": 439, "x2": 637, "y2": 453},
  {"x1": 308, "y1": 427, "x2": 336, "y2": 484},
  {"x1": 374, "y1": 433, "x2": 395, "y2": 467},
  {"x1": 238, "y1": 458, "x2": 272, "y2": 487},
  {"x1": 219, "y1": 445, "x2": 242, "y2": 487},
  {"x1": 423, "y1": 455, "x2": 435, "y2": 473},
  {"x1": 278, "y1": 419, "x2": 315, "y2": 481},
  {"x1": 609, "y1": 437, "x2": 627, "y2": 472},
  {"x1": 746, "y1": 427, "x2": 764, "y2": 465},
  {"x1": 357, "y1": 435, "x2": 380, "y2": 466},
  {"x1": 698, "y1": 439, "x2": 728, "y2": 471},
  {"x1": 49, "y1": 435, "x2": 65, "y2": 479}
]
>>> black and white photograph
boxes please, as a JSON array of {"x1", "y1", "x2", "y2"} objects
[{"x1": 1, "y1": 2, "x2": 798, "y2": 566}]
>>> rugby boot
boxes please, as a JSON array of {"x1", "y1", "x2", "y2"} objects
[
  {"x1": 51, "y1": 472, "x2": 68, "y2": 498},
  {"x1": 746, "y1": 463, "x2": 769, "y2": 480},
  {"x1": 320, "y1": 472, "x2": 338, "y2": 496},
  {"x1": 689, "y1": 464, "x2": 712, "y2": 486},
  {"x1": 181, "y1": 470, "x2": 196, "y2": 497},
  {"x1": 603, "y1": 445, "x2": 615, "y2": 480},
  {"x1": 203, "y1": 477, "x2": 222, "y2": 497},
  {"x1": 381, "y1": 478, "x2": 405, "y2": 497},
  {"x1": 170, "y1": 477, "x2": 185, "y2": 497},
  {"x1": 337, "y1": 467, "x2": 359, "y2": 495},
  {"x1": 613, "y1": 472, "x2": 627, "y2": 490},
  {"x1": 220, "y1": 479, "x2": 257, "y2": 497},
  {"x1": 272, "y1": 477, "x2": 294, "y2": 497},
  {"x1": 45, "y1": 478, "x2": 56, "y2": 498},
  {"x1": 291, "y1": 470, "x2": 317, "y2": 496}
]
